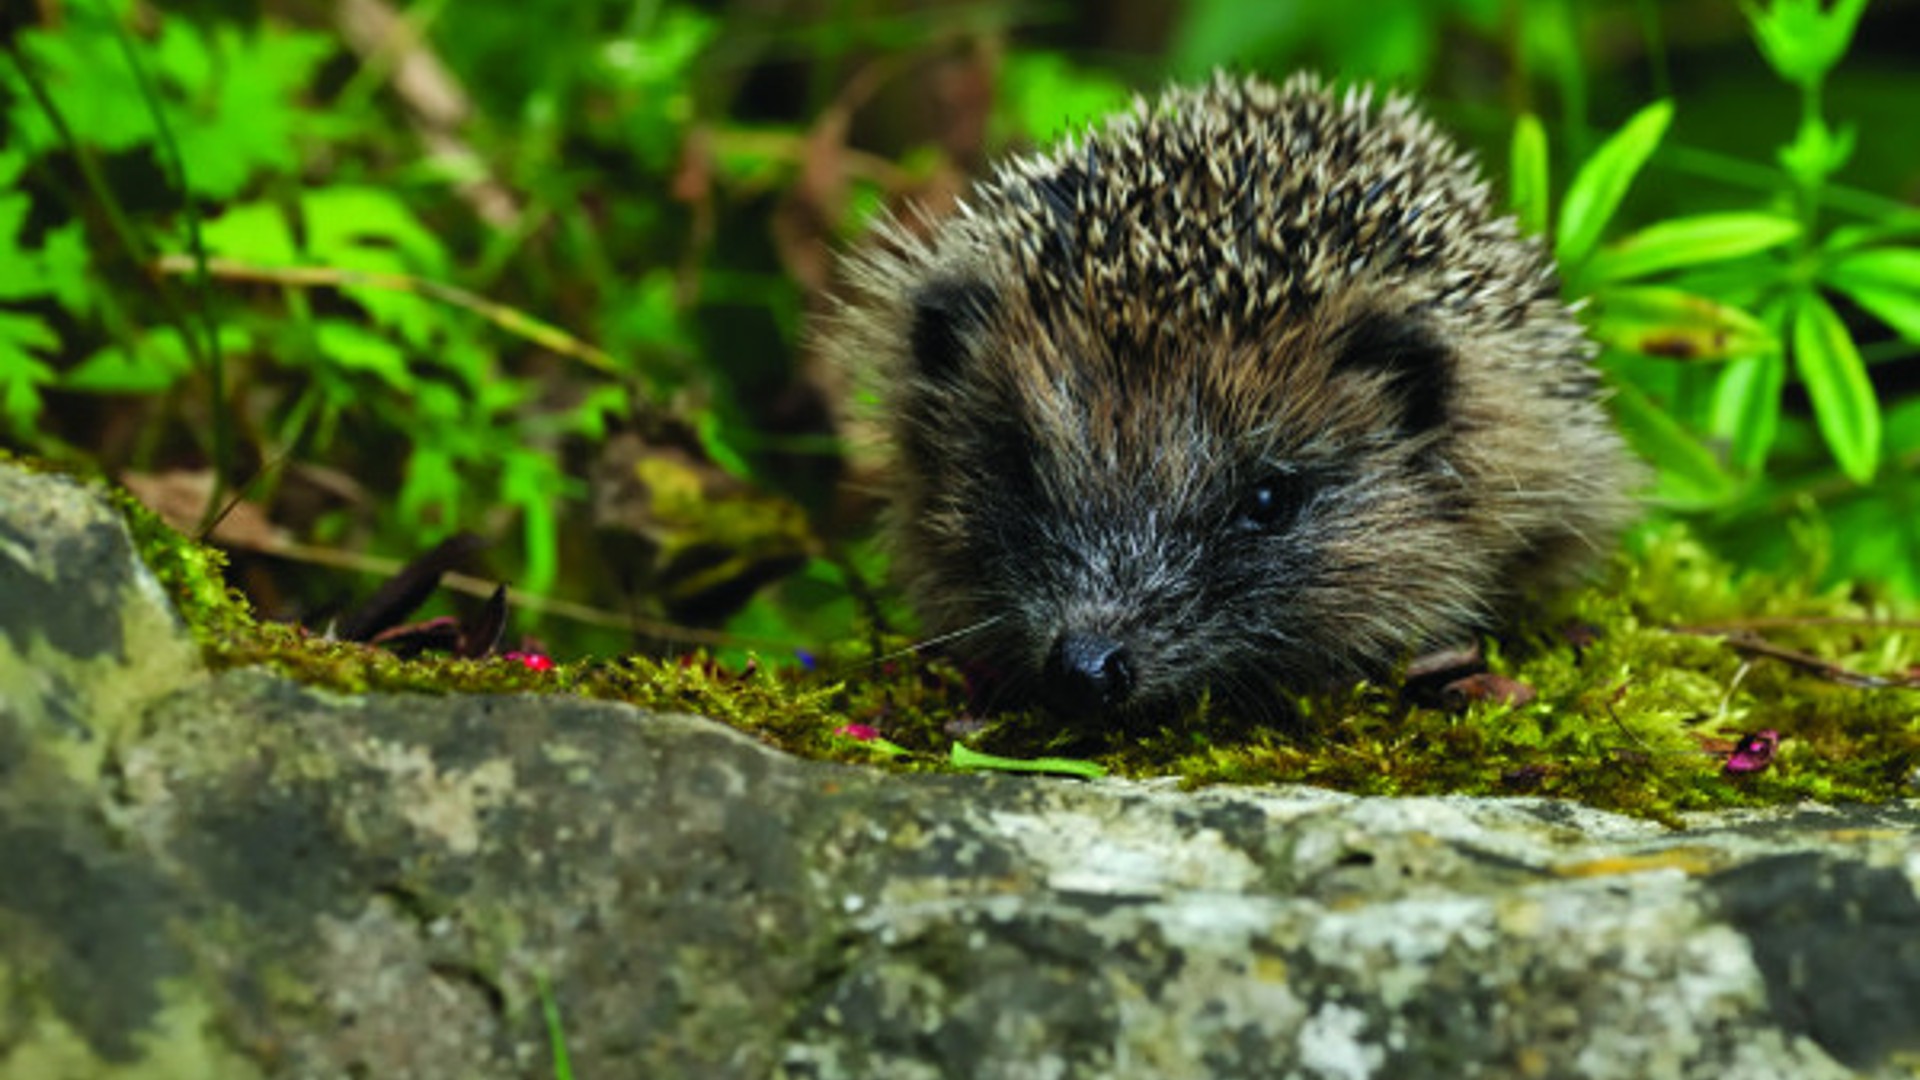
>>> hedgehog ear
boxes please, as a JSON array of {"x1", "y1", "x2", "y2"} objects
[
  {"x1": 1330, "y1": 312, "x2": 1453, "y2": 437},
  {"x1": 908, "y1": 277, "x2": 997, "y2": 382}
]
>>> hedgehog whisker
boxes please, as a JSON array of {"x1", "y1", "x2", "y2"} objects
[{"x1": 870, "y1": 613, "x2": 1010, "y2": 665}]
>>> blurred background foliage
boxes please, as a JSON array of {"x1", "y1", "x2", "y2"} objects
[{"x1": 2, "y1": 0, "x2": 1918, "y2": 664}]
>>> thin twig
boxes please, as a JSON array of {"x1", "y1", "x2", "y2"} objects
[
  {"x1": 231, "y1": 531, "x2": 791, "y2": 650},
  {"x1": 150, "y1": 256, "x2": 627, "y2": 376},
  {"x1": 1670, "y1": 626, "x2": 1920, "y2": 690}
]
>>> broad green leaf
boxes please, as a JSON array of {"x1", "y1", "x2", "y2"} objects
[
  {"x1": 1555, "y1": 100, "x2": 1673, "y2": 272},
  {"x1": 1606, "y1": 377, "x2": 1739, "y2": 509},
  {"x1": 5, "y1": 19, "x2": 153, "y2": 155},
  {"x1": 0, "y1": 311, "x2": 60, "y2": 435},
  {"x1": 1710, "y1": 349, "x2": 1786, "y2": 474},
  {"x1": 1590, "y1": 285, "x2": 1775, "y2": 361},
  {"x1": 157, "y1": 23, "x2": 334, "y2": 199},
  {"x1": 64, "y1": 326, "x2": 247, "y2": 394},
  {"x1": 203, "y1": 201, "x2": 300, "y2": 264},
  {"x1": 66, "y1": 344, "x2": 192, "y2": 394},
  {"x1": 950, "y1": 742, "x2": 1107, "y2": 780},
  {"x1": 1824, "y1": 247, "x2": 1920, "y2": 343},
  {"x1": 302, "y1": 187, "x2": 450, "y2": 347},
  {"x1": 1792, "y1": 291, "x2": 1881, "y2": 483},
  {"x1": 1509, "y1": 113, "x2": 1550, "y2": 238},
  {"x1": 1744, "y1": 0, "x2": 1869, "y2": 88},
  {"x1": 1587, "y1": 213, "x2": 1800, "y2": 283},
  {"x1": 37, "y1": 222, "x2": 92, "y2": 316},
  {"x1": 0, "y1": 203, "x2": 92, "y2": 312},
  {"x1": 303, "y1": 186, "x2": 447, "y2": 273},
  {"x1": 311, "y1": 321, "x2": 415, "y2": 390},
  {"x1": 0, "y1": 195, "x2": 44, "y2": 300}
]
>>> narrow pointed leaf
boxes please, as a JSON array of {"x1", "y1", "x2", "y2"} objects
[
  {"x1": 1792, "y1": 291, "x2": 1881, "y2": 483},
  {"x1": 1555, "y1": 100, "x2": 1674, "y2": 272},
  {"x1": 1588, "y1": 212, "x2": 1800, "y2": 283},
  {"x1": 1510, "y1": 113, "x2": 1550, "y2": 238},
  {"x1": 950, "y1": 743, "x2": 1106, "y2": 779},
  {"x1": 1591, "y1": 285, "x2": 1775, "y2": 361},
  {"x1": 1605, "y1": 378, "x2": 1739, "y2": 509},
  {"x1": 1709, "y1": 349, "x2": 1786, "y2": 475},
  {"x1": 1824, "y1": 247, "x2": 1920, "y2": 343}
]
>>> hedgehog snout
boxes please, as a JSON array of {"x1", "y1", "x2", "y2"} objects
[{"x1": 1042, "y1": 632, "x2": 1137, "y2": 714}]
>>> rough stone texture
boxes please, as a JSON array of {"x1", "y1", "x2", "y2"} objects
[{"x1": 3, "y1": 461, "x2": 1919, "y2": 1079}]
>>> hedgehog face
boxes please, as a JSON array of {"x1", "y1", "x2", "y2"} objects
[{"x1": 891, "y1": 280, "x2": 1492, "y2": 719}]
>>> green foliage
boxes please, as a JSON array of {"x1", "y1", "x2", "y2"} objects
[
  {"x1": 1554, "y1": 99, "x2": 1674, "y2": 272},
  {"x1": 2, "y1": 0, "x2": 1918, "y2": 671},
  {"x1": 1173, "y1": 0, "x2": 1500, "y2": 82}
]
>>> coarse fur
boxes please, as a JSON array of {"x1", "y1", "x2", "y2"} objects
[{"x1": 827, "y1": 71, "x2": 1641, "y2": 720}]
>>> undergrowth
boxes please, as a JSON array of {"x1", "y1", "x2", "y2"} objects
[{"x1": 112, "y1": 469, "x2": 1920, "y2": 826}]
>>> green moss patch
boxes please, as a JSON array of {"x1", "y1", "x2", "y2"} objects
[{"x1": 116, "y1": 481, "x2": 1918, "y2": 823}]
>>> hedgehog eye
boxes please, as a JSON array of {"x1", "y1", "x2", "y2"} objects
[{"x1": 1236, "y1": 472, "x2": 1312, "y2": 531}]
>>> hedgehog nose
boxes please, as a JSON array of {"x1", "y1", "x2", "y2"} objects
[{"x1": 1045, "y1": 633, "x2": 1136, "y2": 712}]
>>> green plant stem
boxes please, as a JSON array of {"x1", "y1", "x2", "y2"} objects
[
  {"x1": 150, "y1": 256, "x2": 628, "y2": 376},
  {"x1": 1653, "y1": 144, "x2": 1912, "y2": 224},
  {"x1": 1795, "y1": 79, "x2": 1825, "y2": 241},
  {"x1": 99, "y1": 0, "x2": 233, "y2": 531},
  {"x1": 1636, "y1": 0, "x2": 1671, "y2": 102}
]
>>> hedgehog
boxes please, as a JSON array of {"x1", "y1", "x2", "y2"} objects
[{"x1": 828, "y1": 71, "x2": 1639, "y2": 721}]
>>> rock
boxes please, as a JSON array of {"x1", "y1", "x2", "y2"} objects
[{"x1": 2, "y1": 460, "x2": 1918, "y2": 1079}]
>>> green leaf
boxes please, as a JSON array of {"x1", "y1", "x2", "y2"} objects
[
  {"x1": 950, "y1": 743, "x2": 1107, "y2": 780},
  {"x1": 5, "y1": 16, "x2": 154, "y2": 155},
  {"x1": 64, "y1": 326, "x2": 246, "y2": 394},
  {"x1": 203, "y1": 201, "x2": 301, "y2": 264},
  {"x1": 1791, "y1": 290, "x2": 1881, "y2": 483},
  {"x1": 0, "y1": 195, "x2": 44, "y2": 300},
  {"x1": 65, "y1": 342, "x2": 194, "y2": 395},
  {"x1": 1710, "y1": 349, "x2": 1787, "y2": 474},
  {"x1": 400, "y1": 445, "x2": 464, "y2": 529},
  {"x1": 37, "y1": 222, "x2": 93, "y2": 316},
  {"x1": 1590, "y1": 285, "x2": 1776, "y2": 361},
  {"x1": 836, "y1": 733, "x2": 912, "y2": 757},
  {"x1": 1743, "y1": 0, "x2": 1870, "y2": 89},
  {"x1": 1824, "y1": 247, "x2": 1920, "y2": 343},
  {"x1": 157, "y1": 23, "x2": 334, "y2": 199},
  {"x1": 1509, "y1": 113, "x2": 1550, "y2": 238},
  {"x1": 0, "y1": 311, "x2": 60, "y2": 435},
  {"x1": 1777, "y1": 116, "x2": 1855, "y2": 191},
  {"x1": 1587, "y1": 213, "x2": 1800, "y2": 283},
  {"x1": 1555, "y1": 100, "x2": 1674, "y2": 273},
  {"x1": 311, "y1": 321, "x2": 415, "y2": 390},
  {"x1": 1606, "y1": 377, "x2": 1739, "y2": 509},
  {"x1": 501, "y1": 452, "x2": 562, "y2": 595},
  {"x1": 0, "y1": 201, "x2": 93, "y2": 313},
  {"x1": 996, "y1": 53, "x2": 1133, "y2": 145},
  {"x1": 302, "y1": 187, "x2": 449, "y2": 347}
]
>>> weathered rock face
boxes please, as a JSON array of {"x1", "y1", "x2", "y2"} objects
[{"x1": 3, "y1": 461, "x2": 1919, "y2": 1080}]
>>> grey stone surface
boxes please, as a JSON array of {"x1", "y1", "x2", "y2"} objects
[{"x1": 3, "y1": 461, "x2": 1918, "y2": 1080}]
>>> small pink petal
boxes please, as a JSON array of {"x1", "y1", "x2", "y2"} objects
[
  {"x1": 1723, "y1": 729, "x2": 1781, "y2": 775},
  {"x1": 505, "y1": 651, "x2": 555, "y2": 672},
  {"x1": 835, "y1": 724, "x2": 881, "y2": 742}
]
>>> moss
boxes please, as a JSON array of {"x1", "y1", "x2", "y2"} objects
[{"x1": 87, "y1": 455, "x2": 1917, "y2": 822}]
